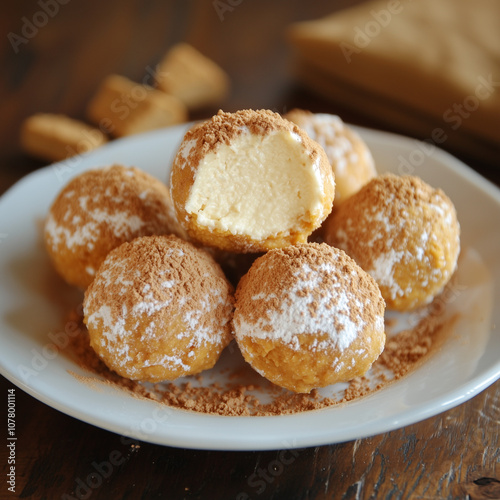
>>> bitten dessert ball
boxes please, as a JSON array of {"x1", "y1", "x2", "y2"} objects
[
  {"x1": 83, "y1": 235, "x2": 234, "y2": 382},
  {"x1": 170, "y1": 109, "x2": 335, "y2": 253},
  {"x1": 324, "y1": 174, "x2": 460, "y2": 311},
  {"x1": 44, "y1": 164, "x2": 185, "y2": 289},
  {"x1": 284, "y1": 109, "x2": 376, "y2": 204},
  {"x1": 232, "y1": 243, "x2": 386, "y2": 393}
]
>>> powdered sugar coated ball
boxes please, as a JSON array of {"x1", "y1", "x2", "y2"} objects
[
  {"x1": 45, "y1": 164, "x2": 185, "y2": 289},
  {"x1": 83, "y1": 235, "x2": 234, "y2": 382},
  {"x1": 324, "y1": 174, "x2": 460, "y2": 311},
  {"x1": 232, "y1": 243, "x2": 385, "y2": 393}
]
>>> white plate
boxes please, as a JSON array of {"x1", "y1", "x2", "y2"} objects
[{"x1": 0, "y1": 123, "x2": 499, "y2": 451}]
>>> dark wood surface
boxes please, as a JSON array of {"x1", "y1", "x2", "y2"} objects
[{"x1": 1, "y1": 1, "x2": 499, "y2": 499}]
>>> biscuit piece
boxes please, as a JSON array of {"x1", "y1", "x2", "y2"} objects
[
  {"x1": 233, "y1": 243, "x2": 386, "y2": 393},
  {"x1": 84, "y1": 235, "x2": 234, "y2": 382},
  {"x1": 324, "y1": 173, "x2": 461, "y2": 310},
  {"x1": 170, "y1": 109, "x2": 335, "y2": 253},
  {"x1": 284, "y1": 109, "x2": 376, "y2": 204},
  {"x1": 45, "y1": 164, "x2": 184, "y2": 289},
  {"x1": 20, "y1": 113, "x2": 108, "y2": 162},
  {"x1": 156, "y1": 43, "x2": 230, "y2": 110},
  {"x1": 87, "y1": 74, "x2": 187, "y2": 137}
]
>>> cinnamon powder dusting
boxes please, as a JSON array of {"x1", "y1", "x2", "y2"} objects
[
  {"x1": 326, "y1": 173, "x2": 460, "y2": 311},
  {"x1": 233, "y1": 243, "x2": 384, "y2": 351},
  {"x1": 83, "y1": 235, "x2": 234, "y2": 382},
  {"x1": 44, "y1": 164, "x2": 184, "y2": 289},
  {"x1": 173, "y1": 109, "x2": 324, "y2": 174}
]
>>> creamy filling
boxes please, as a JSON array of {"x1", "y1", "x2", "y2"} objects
[{"x1": 184, "y1": 129, "x2": 324, "y2": 239}]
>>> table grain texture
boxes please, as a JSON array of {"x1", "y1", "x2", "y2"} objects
[{"x1": 0, "y1": 1, "x2": 499, "y2": 499}]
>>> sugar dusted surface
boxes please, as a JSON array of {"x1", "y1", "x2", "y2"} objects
[
  {"x1": 44, "y1": 164, "x2": 186, "y2": 287},
  {"x1": 286, "y1": 111, "x2": 355, "y2": 173},
  {"x1": 233, "y1": 243, "x2": 384, "y2": 352},
  {"x1": 236, "y1": 260, "x2": 363, "y2": 351},
  {"x1": 43, "y1": 114, "x2": 476, "y2": 411},
  {"x1": 46, "y1": 165, "x2": 176, "y2": 252},
  {"x1": 327, "y1": 174, "x2": 461, "y2": 308},
  {"x1": 83, "y1": 235, "x2": 234, "y2": 380},
  {"x1": 284, "y1": 109, "x2": 376, "y2": 202},
  {"x1": 67, "y1": 247, "x2": 485, "y2": 416}
]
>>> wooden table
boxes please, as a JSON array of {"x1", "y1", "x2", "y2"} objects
[{"x1": 1, "y1": 1, "x2": 499, "y2": 498}]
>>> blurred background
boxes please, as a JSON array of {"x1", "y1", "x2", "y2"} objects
[
  {"x1": 0, "y1": 1, "x2": 345, "y2": 193},
  {"x1": 2, "y1": 0, "x2": 498, "y2": 195}
]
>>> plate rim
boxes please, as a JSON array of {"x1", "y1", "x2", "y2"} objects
[{"x1": 1, "y1": 123, "x2": 499, "y2": 451}]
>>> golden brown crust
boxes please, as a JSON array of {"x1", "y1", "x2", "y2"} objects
[
  {"x1": 20, "y1": 113, "x2": 108, "y2": 162},
  {"x1": 44, "y1": 164, "x2": 183, "y2": 289},
  {"x1": 324, "y1": 173, "x2": 461, "y2": 310},
  {"x1": 233, "y1": 243, "x2": 386, "y2": 393},
  {"x1": 170, "y1": 109, "x2": 335, "y2": 253},
  {"x1": 155, "y1": 43, "x2": 230, "y2": 110},
  {"x1": 87, "y1": 74, "x2": 187, "y2": 137},
  {"x1": 83, "y1": 235, "x2": 234, "y2": 382}
]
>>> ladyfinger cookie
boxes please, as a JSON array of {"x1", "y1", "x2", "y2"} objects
[
  {"x1": 155, "y1": 43, "x2": 229, "y2": 110},
  {"x1": 20, "y1": 113, "x2": 108, "y2": 162},
  {"x1": 87, "y1": 74, "x2": 188, "y2": 137}
]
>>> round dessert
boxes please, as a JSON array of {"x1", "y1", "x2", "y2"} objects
[
  {"x1": 324, "y1": 173, "x2": 460, "y2": 311},
  {"x1": 45, "y1": 164, "x2": 185, "y2": 289},
  {"x1": 83, "y1": 234, "x2": 234, "y2": 382},
  {"x1": 284, "y1": 109, "x2": 376, "y2": 204},
  {"x1": 232, "y1": 243, "x2": 386, "y2": 393},
  {"x1": 170, "y1": 109, "x2": 335, "y2": 253}
]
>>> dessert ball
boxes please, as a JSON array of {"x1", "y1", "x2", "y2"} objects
[
  {"x1": 232, "y1": 243, "x2": 386, "y2": 393},
  {"x1": 83, "y1": 235, "x2": 234, "y2": 382},
  {"x1": 45, "y1": 164, "x2": 185, "y2": 289},
  {"x1": 324, "y1": 174, "x2": 460, "y2": 311},
  {"x1": 285, "y1": 109, "x2": 376, "y2": 204},
  {"x1": 170, "y1": 109, "x2": 335, "y2": 253}
]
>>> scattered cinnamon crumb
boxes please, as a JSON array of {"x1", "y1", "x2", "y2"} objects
[
  {"x1": 63, "y1": 279, "x2": 457, "y2": 416},
  {"x1": 380, "y1": 304, "x2": 458, "y2": 379}
]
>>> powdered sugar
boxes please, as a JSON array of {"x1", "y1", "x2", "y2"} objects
[
  {"x1": 232, "y1": 243, "x2": 385, "y2": 393},
  {"x1": 44, "y1": 165, "x2": 184, "y2": 291},
  {"x1": 177, "y1": 138, "x2": 198, "y2": 169},
  {"x1": 45, "y1": 212, "x2": 99, "y2": 250},
  {"x1": 235, "y1": 259, "x2": 368, "y2": 352},
  {"x1": 83, "y1": 235, "x2": 234, "y2": 382},
  {"x1": 327, "y1": 174, "x2": 460, "y2": 310},
  {"x1": 285, "y1": 111, "x2": 375, "y2": 178},
  {"x1": 299, "y1": 113, "x2": 354, "y2": 174},
  {"x1": 368, "y1": 249, "x2": 406, "y2": 300},
  {"x1": 86, "y1": 255, "x2": 221, "y2": 346}
]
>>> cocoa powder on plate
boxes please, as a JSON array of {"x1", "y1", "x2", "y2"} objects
[{"x1": 64, "y1": 290, "x2": 455, "y2": 416}]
